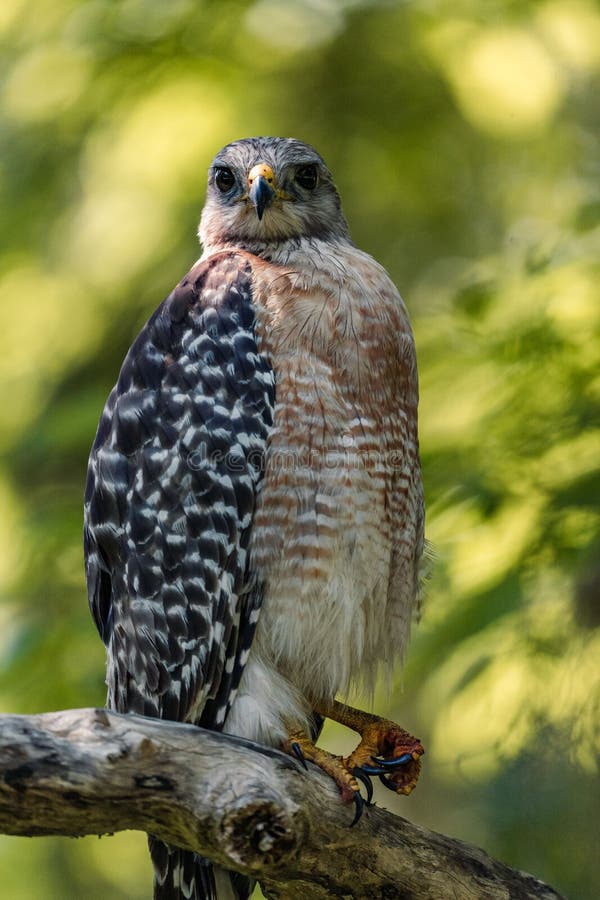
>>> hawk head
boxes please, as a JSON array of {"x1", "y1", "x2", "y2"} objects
[{"x1": 199, "y1": 137, "x2": 350, "y2": 252}]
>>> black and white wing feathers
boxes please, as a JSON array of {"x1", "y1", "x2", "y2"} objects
[{"x1": 84, "y1": 251, "x2": 274, "y2": 729}]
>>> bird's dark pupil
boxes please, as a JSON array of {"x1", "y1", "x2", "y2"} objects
[
  {"x1": 215, "y1": 167, "x2": 235, "y2": 192},
  {"x1": 296, "y1": 165, "x2": 318, "y2": 190}
]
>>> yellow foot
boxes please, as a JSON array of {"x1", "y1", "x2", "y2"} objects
[
  {"x1": 344, "y1": 720, "x2": 423, "y2": 796},
  {"x1": 282, "y1": 730, "x2": 366, "y2": 825},
  {"x1": 283, "y1": 702, "x2": 424, "y2": 825},
  {"x1": 317, "y1": 700, "x2": 425, "y2": 797}
]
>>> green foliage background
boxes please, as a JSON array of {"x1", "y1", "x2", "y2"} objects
[{"x1": 1, "y1": 0, "x2": 599, "y2": 897}]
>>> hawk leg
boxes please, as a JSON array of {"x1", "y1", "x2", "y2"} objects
[{"x1": 315, "y1": 699, "x2": 424, "y2": 797}]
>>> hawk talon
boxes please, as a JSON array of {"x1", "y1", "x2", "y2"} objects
[
  {"x1": 355, "y1": 753, "x2": 413, "y2": 777},
  {"x1": 351, "y1": 767, "x2": 374, "y2": 805},
  {"x1": 379, "y1": 773, "x2": 399, "y2": 793},
  {"x1": 350, "y1": 790, "x2": 364, "y2": 827},
  {"x1": 371, "y1": 752, "x2": 414, "y2": 769},
  {"x1": 357, "y1": 763, "x2": 389, "y2": 776},
  {"x1": 291, "y1": 741, "x2": 308, "y2": 771}
]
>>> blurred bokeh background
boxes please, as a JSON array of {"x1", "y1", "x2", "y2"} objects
[{"x1": 1, "y1": 0, "x2": 599, "y2": 897}]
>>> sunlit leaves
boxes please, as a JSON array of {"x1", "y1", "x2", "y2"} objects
[{"x1": 0, "y1": 0, "x2": 599, "y2": 897}]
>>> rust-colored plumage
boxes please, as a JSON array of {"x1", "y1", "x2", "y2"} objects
[{"x1": 248, "y1": 242, "x2": 423, "y2": 709}]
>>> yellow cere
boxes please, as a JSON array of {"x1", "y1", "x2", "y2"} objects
[{"x1": 247, "y1": 163, "x2": 277, "y2": 186}]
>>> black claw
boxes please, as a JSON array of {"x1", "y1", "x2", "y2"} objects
[
  {"x1": 372, "y1": 752, "x2": 413, "y2": 769},
  {"x1": 291, "y1": 742, "x2": 308, "y2": 771},
  {"x1": 358, "y1": 763, "x2": 387, "y2": 775},
  {"x1": 379, "y1": 773, "x2": 399, "y2": 792},
  {"x1": 352, "y1": 767, "x2": 374, "y2": 805},
  {"x1": 350, "y1": 790, "x2": 364, "y2": 827}
]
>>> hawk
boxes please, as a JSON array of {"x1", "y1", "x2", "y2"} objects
[{"x1": 84, "y1": 137, "x2": 425, "y2": 900}]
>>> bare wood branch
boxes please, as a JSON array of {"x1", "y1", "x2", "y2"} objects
[{"x1": 0, "y1": 708, "x2": 564, "y2": 899}]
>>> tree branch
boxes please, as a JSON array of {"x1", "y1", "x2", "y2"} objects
[{"x1": 0, "y1": 708, "x2": 564, "y2": 899}]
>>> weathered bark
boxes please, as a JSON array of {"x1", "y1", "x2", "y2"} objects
[{"x1": 0, "y1": 708, "x2": 564, "y2": 899}]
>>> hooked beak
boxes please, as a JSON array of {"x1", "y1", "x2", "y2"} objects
[{"x1": 247, "y1": 163, "x2": 276, "y2": 220}]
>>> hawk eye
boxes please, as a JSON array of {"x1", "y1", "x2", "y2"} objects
[
  {"x1": 214, "y1": 167, "x2": 235, "y2": 192},
  {"x1": 295, "y1": 165, "x2": 318, "y2": 190}
]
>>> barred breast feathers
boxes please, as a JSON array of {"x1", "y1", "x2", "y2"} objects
[{"x1": 234, "y1": 238, "x2": 423, "y2": 709}]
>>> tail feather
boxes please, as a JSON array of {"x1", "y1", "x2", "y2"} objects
[{"x1": 149, "y1": 837, "x2": 253, "y2": 900}]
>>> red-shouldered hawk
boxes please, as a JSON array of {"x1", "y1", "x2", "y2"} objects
[{"x1": 84, "y1": 137, "x2": 425, "y2": 900}]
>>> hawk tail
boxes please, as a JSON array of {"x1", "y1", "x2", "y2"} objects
[{"x1": 149, "y1": 837, "x2": 253, "y2": 900}]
